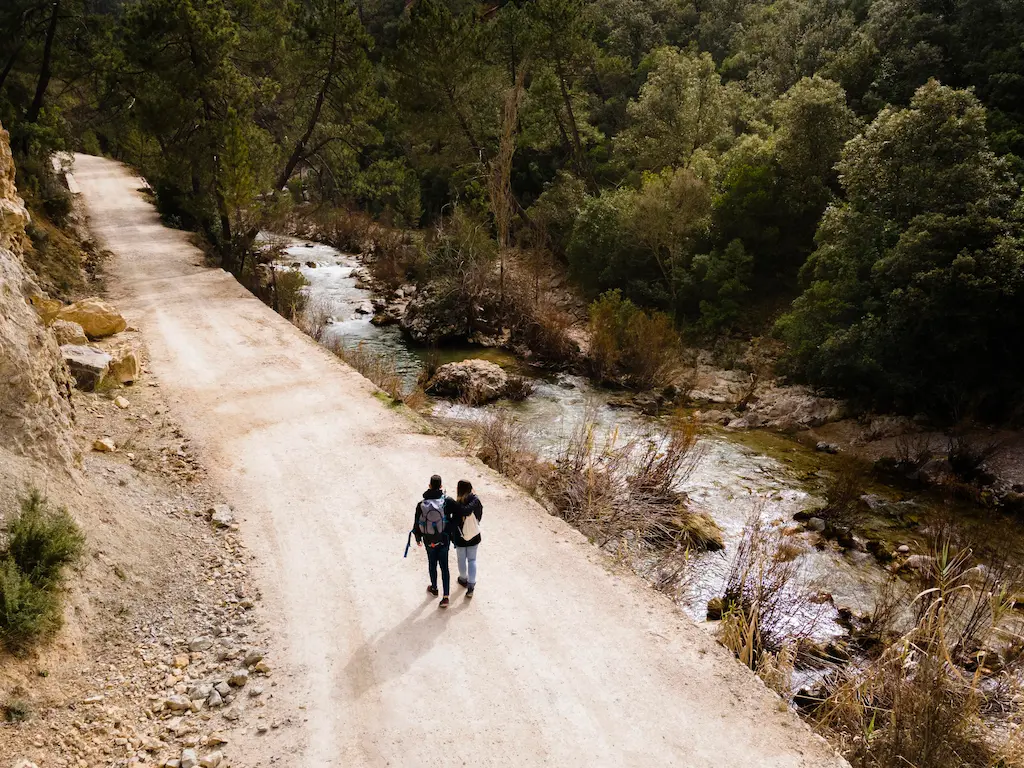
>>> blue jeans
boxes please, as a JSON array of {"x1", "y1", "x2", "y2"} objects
[
  {"x1": 426, "y1": 542, "x2": 450, "y2": 596},
  {"x1": 456, "y1": 545, "x2": 478, "y2": 586}
]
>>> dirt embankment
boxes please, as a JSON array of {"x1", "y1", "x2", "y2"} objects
[{"x1": 1, "y1": 128, "x2": 276, "y2": 768}]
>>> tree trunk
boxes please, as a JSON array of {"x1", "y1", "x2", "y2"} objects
[
  {"x1": 26, "y1": 0, "x2": 60, "y2": 125},
  {"x1": 0, "y1": 42, "x2": 25, "y2": 94},
  {"x1": 275, "y1": 35, "x2": 338, "y2": 191},
  {"x1": 554, "y1": 59, "x2": 597, "y2": 193}
]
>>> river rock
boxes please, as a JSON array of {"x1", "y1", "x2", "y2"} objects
[
  {"x1": 52, "y1": 319, "x2": 88, "y2": 345},
  {"x1": 62, "y1": 344, "x2": 112, "y2": 391},
  {"x1": 815, "y1": 441, "x2": 840, "y2": 454},
  {"x1": 805, "y1": 517, "x2": 826, "y2": 533},
  {"x1": 400, "y1": 290, "x2": 469, "y2": 344},
  {"x1": 425, "y1": 360, "x2": 512, "y2": 405},
  {"x1": 899, "y1": 554, "x2": 937, "y2": 575},
  {"x1": 57, "y1": 296, "x2": 126, "y2": 339}
]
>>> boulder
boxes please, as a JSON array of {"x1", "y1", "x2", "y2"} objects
[
  {"x1": 400, "y1": 290, "x2": 469, "y2": 344},
  {"x1": 805, "y1": 517, "x2": 827, "y2": 533},
  {"x1": 52, "y1": 319, "x2": 88, "y2": 345},
  {"x1": 57, "y1": 297, "x2": 127, "y2": 339},
  {"x1": 899, "y1": 554, "x2": 937, "y2": 575},
  {"x1": 62, "y1": 344, "x2": 112, "y2": 391},
  {"x1": 815, "y1": 441, "x2": 840, "y2": 454},
  {"x1": 106, "y1": 343, "x2": 141, "y2": 385},
  {"x1": 28, "y1": 295, "x2": 62, "y2": 325},
  {"x1": 425, "y1": 360, "x2": 511, "y2": 405},
  {"x1": 93, "y1": 438, "x2": 116, "y2": 452}
]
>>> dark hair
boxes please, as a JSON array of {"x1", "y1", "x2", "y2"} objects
[
  {"x1": 429, "y1": 474, "x2": 443, "y2": 490},
  {"x1": 456, "y1": 480, "x2": 472, "y2": 501}
]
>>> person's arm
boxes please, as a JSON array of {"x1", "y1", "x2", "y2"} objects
[
  {"x1": 413, "y1": 502, "x2": 423, "y2": 544},
  {"x1": 472, "y1": 497, "x2": 483, "y2": 522}
]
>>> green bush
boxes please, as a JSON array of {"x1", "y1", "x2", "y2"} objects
[
  {"x1": 0, "y1": 559, "x2": 61, "y2": 652},
  {"x1": 6, "y1": 490, "x2": 85, "y2": 588},
  {"x1": 0, "y1": 490, "x2": 84, "y2": 652}
]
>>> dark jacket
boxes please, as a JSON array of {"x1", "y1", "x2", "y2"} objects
[
  {"x1": 413, "y1": 489, "x2": 460, "y2": 547},
  {"x1": 450, "y1": 494, "x2": 483, "y2": 548}
]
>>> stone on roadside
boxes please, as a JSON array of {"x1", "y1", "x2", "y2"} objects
[
  {"x1": 173, "y1": 654, "x2": 190, "y2": 668},
  {"x1": 93, "y1": 437, "x2": 116, "y2": 453},
  {"x1": 207, "y1": 690, "x2": 223, "y2": 708},
  {"x1": 199, "y1": 752, "x2": 223, "y2": 768},
  {"x1": 243, "y1": 650, "x2": 264, "y2": 668},
  {"x1": 222, "y1": 706, "x2": 241, "y2": 722},
  {"x1": 14, "y1": 761, "x2": 40, "y2": 768},
  {"x1": 179, "y1": 749, "x2": 199, "y2": 768},
  {"x1": 253, "y1": 660, "x2": 271, "y2": 675},
  {"x1": 63, "y1": 344, "x2": 112, "y2": 391},
  {"x1": 52, "y1": 319, "x2": 88, "y2": 345},
  {"x1": 209, "y1": 505, "x2": 234, "y2": 528},
  {"x1": 189, "y1": 636, "x2": 214, "y2": 652},
  {"x1": 106, "y1": 343, "x2": 141, "y2": 385},
  {"x1": 165, "y1": 695, "x2": 191, "y2": 712},
  {"x1": 114, "y1": 395, "x2": 130, "y2": 409},
  {"x1": 229, "y1": 669, "x2": 249, "y2": 687},
  {"x1": 214, "y1": 682, "x2": 231, "y2": 697},
  {"x1": 57, "y1": 296, "x2": 126, "y2": 339}
]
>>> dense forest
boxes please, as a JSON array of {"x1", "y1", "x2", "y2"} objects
[{"x1": 2, "y1": 0, "x2": 1024, "y2": 421}]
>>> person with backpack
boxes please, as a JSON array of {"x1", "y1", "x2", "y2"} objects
[
  {"x1": 413, "y1": 474, "x2": 457, "y2": 608},
  {"x1": 451, "y1": 480, "x2": 483, "y2": 598}
]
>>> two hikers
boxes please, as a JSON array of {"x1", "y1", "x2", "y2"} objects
[{"x1": 413, "y1": 474, "x2": 483, "y2": 608}]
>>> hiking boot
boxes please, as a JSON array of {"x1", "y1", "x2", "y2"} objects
[
  {"x1": 466, "y1": 586, "x2": 475, "y2": 598},
  {"x1": 457, "y1": 577, "x2": 469, "y2": 588},
  {"x1": 439, "y1": 597, "x2": 450, "y2": 608},
  {"x1": 427, "y1": 585, "x2": 439, "y2": 596}
]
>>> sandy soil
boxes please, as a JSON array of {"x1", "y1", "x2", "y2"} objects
[{"x1": 72, "y1": 153, "x2": 849, "y2": 768}]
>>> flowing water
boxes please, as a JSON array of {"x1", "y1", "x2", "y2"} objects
[{"x1": 271, "y1": 236, "x2": 894, "y2": 637}]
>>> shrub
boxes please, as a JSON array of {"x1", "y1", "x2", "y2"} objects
[
  {"x1": 0, "y1": 559, "x2": 61, "y2": 652},
  {"x1": 816, "y1": 467, "x2": 868, "y2": 530},
  {"x1": 0, "y1": 490, "x2": 84, "y2": 652},
  {"x1": 273, "y1": 270, "x2": 308, "y2": 320},
  {"x1": 327, "y1": 339, "x2": 423, "y2": 408},
  {"x1": 588, "y1": 290, "x2": 681, "y2": 389},
  {"x1": 6, "y1": 489, "x2": 86, "y2": 588},
  {"x1": 2, "y1": 696, "x2": 32, "y2": 723},
  {"x1": 473, "y1": 409, "x2": 545, "y2": 492}
]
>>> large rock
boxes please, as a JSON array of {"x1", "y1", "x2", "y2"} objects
[
  {"x1": 52, "y1": 319, "x2": 88, "y2": 345},
  {"x1": 426, "y1": 360, "x2": 511, "y2": 404},
  {"x1": 400, "y1": 290, "x2": 469, "y2": 344},
  {"x1": 62, "y1": 344, "x2": 112, "y2": 391},
  {"x1": 105, "y1": 342, "x2": 141, "y2": 384},
  {"x1": 0, "y1": 121, "x2": 75, "y2": 464},
  {"x1": 57, "y1": 296, "x2": 127, "y2": 339},
  {"x1": 0, "y1": 122, "x2": 28, "y2": 251},
  {"x1": 28, "y1": 295, "x2": 62, "y2": 325}
]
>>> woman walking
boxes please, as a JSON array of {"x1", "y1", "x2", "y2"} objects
[{"x1": 452, "y1": 480, "x2": 483, "y2": 598}]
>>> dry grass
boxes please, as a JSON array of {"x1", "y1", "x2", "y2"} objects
[
  {"x1": 540, "y1": 404, "x2": 714, "y2": 556},
  {"x1": 325, "y1": 339, "x2": 424, "y2": 408},
  {"x1": 299, "y1": 296, "x2": 334, "y2": 342},
  {"x1": 812, "y1": 527, "x2": 1024, "y2": 768},
  {"x1": 472, "y1": 409, "x2": 546, "y2": 493},
  {"x1": 717, "y1": 504, "x2": 829, "y2": 671}
]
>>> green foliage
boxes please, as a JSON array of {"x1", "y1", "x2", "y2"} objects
[
  {"x1": 0, "y1": 490, "x2": 84, "y2": 653},
  {"x1": 777, "y1": 81, "x2": 1024, "y2": 418},
  {"x1": 617, "y1": 47, "x2": 733, "y2": 171},
  {"x1": 6, "y1": 489, "x2": 85, "y2": 589}
]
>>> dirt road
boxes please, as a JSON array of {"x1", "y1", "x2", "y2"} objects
[{"x1": 73, "y1": 153, "x2": 847, "y2": 768}]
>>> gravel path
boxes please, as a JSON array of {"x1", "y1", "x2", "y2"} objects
[{"x1": 73, "y1": 152, "x2": 848, "y2": 768}]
